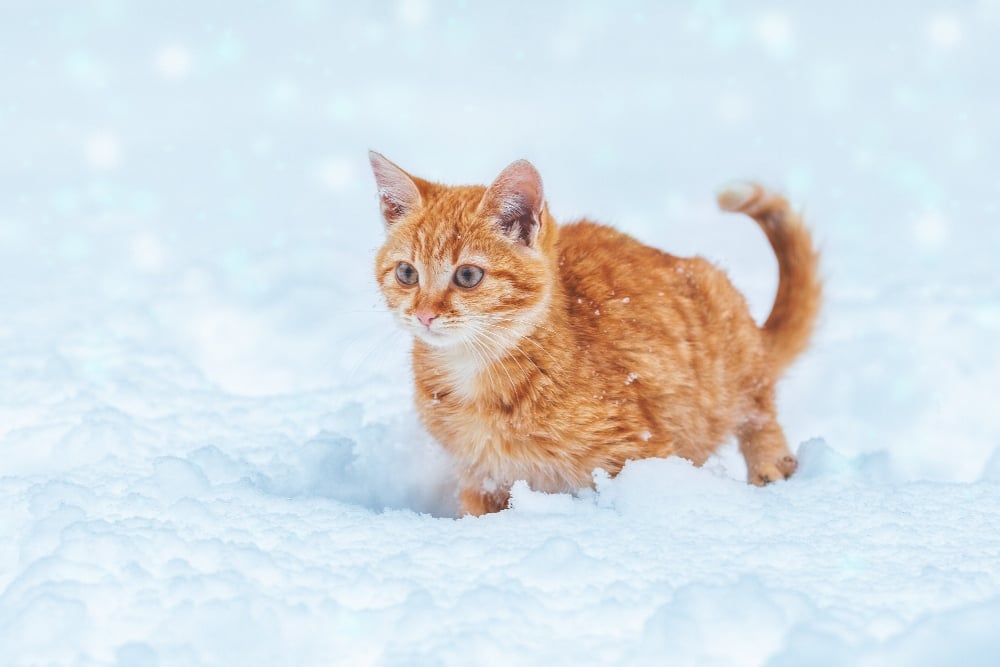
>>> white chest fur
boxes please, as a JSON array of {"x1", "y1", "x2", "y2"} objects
[{"x1": 436, "y1": 345, "x2": 485, "y2": 402}]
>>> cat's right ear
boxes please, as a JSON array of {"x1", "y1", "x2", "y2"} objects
[
  {"x1": 478, "y1": 159, "x2": 545, "y2": 248},
  {"x1": 369, "y1": 151, "x2": 422, "y2": 227}
]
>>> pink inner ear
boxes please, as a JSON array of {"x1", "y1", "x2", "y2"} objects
[
  {"x1": 480, "y1": 159, "x2": 545, "y2": 246},
  {"x1": 369, "y1": 151, "x2": 422, "y2": 225},
  {"x1": 486, "y1": 160, "x2": 544, "y2": 216}
]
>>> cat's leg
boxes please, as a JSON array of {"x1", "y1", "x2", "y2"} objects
[
  {"x1": 737, "y1": 394, "x2": 798, "y2": 485},
  {"x1": 459, "y1": 486, "x2": 511, "y2": 516}
]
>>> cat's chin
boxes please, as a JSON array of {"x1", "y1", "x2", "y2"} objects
[{"x1": 412, "y1": 328, "x2": 460, "y2": 348}]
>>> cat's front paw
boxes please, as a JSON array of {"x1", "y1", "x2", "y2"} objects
[
  {"x1": 748, "y1": 454, "x2": 798, "y2": 486},
  {"x1": 459, "y1": 487, "x2": 511, "y2": 516}
]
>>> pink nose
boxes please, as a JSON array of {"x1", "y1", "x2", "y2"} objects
[{"x1": 415, "y1": 311, "x2": 438, "y2": 327}]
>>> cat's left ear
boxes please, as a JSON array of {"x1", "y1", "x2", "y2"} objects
[
  {"x1": 478, "y1": 159, "x2": 544, "y2": 248},
  {"x1": 369, "y1": 151, "x2": 423, "y2": 227}
]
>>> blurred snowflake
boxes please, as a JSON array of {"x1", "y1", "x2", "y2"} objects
[
  {"x1": 316, "y1": 157, "x2": 360, "y2": 193},
  {"x1": 926, "y1": 13, "x2": 962, "y2": 49},
  {"x1": 84, "y1": 133, "x2": 122, "y2": 170},
  {"x1": 154, "y1": 44, "x2": 193, "y2": 80},
  {"x1": 397, "y1": 0, "x2": 429, "y2": 26},
  {"x1": 753, "y1": 11, "x2": 795, "y2": 59}
]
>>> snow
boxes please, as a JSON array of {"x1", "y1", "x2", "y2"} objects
[{"x1": 2, "y1": 2, "x2": 1000, "y2": 666}]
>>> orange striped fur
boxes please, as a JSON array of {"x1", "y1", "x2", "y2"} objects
[{"x1": 370, "y1": 153, "x2": 821, "y2": 516}]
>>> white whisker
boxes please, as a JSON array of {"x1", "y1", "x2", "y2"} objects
[{"x1": 469, "y1": 327, "x2": 519, "y2": 394}]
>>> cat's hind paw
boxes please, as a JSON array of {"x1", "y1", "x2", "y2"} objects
[{"x1": 748, "y1": 454, "x2": 798, "y2": 486}]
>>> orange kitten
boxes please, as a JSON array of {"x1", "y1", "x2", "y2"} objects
[{"x1": 369, "y1": 152, "x2": 821, "y2": 516}]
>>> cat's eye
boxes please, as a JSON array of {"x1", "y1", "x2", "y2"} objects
[
  {"x1": 395, "y1": 262, "x2": 418, "y2": 286},
  {"x1": 453, "y1": 265, "x2": 484, "y2": 289}
]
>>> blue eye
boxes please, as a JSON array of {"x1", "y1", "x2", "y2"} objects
[
  {"x1": 395, "y1": 262, "x2": 418, "y2": 286},
  {"x1": 453, "y1": 265, "x2": 484, "y2": 288}
]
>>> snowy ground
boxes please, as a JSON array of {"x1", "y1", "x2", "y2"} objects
[{"x1": 2, "y1": 2, "x2": 1000, "y2": 666}]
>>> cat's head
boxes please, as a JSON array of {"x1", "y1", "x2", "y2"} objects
[{"x1": 370, "y1": 151, "x2": 557, "y2": 351}]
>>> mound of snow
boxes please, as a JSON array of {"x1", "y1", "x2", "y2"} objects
[{"x1": 3, "y1": 2, "x2": 1000, "y2": 665}]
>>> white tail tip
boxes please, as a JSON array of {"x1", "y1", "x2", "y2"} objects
[{"x1": 717, "y1": 181, "x2": 763, "y2": 212}]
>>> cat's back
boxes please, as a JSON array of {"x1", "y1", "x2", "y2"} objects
[
  {"x1": 557, "y1": 219, "x2": 697, "y2": 303},
  {"x1": 558, "y1": 219, "x2": 673, "y2": 267},
  {"x1": 555, "y1": 219, "x2": 758, "y2": 352}
]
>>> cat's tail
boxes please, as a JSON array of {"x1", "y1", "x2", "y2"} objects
[{"x1": 717, "y1": 182, "x2": 821, "y2": 375}]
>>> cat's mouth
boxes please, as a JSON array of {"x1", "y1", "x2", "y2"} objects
[
  {"x1": 415, "y1": 327, "x2": 452, "y2": 345},
  {"x1": 407, "y1": 319, "x2": 461, "y2": 347},
  {"x1": 403, "y1": 314, "x2": 508, "y2": 351}
]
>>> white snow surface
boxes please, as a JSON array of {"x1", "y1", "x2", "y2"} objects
[{"x1": 2, "y1": 2, "x2": 1000, "y2": 666}]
